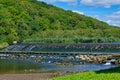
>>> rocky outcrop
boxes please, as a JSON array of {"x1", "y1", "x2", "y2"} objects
[{"x1": 76, "y1": 54, "x2": 120, "y2": 65}]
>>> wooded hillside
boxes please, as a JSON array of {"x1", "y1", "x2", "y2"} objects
[{"x1": 0, "y1": 0, "x2": 120, "y2": 44}]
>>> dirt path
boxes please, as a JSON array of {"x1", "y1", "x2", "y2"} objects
[{"x1": 0, "y1": 73, "x2": 66, "y2": 80}]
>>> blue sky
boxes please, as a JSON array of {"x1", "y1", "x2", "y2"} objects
[{"x1": 38, "y1": 0, "x2": 120, "y2": 27}]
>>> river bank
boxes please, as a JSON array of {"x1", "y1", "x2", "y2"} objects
[
  {"x1": 0, "y1": 72, "x2": 67, "y2": 80},
  {"x1": 1, "y1": 66, "x2": 120, "y2": 80},
  {"x1": 52, "y1": 66, "x2": 120, "y2": 80}
]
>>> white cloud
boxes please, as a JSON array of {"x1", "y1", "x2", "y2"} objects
[
  {"x1": 38, "y1": 0, "x2": 77, "y2": 5},
  {"x1": 37, "y1": 0, "x2": 56, "y2": 3},
  {"x1": 72, "y1": 10, "x2": 84, "y2": 15},
  {"x1": 99, "y1": 11, "x2": 120, "y2": 27},
  {"x1": 80, "y1": 0, "x2": 120, "y2": 8},
  {"x1": 58, "y1": 0, "x2": 77, "y2": 3}
]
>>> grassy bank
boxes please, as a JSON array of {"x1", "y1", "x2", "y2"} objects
[{"x1": 52, "y1": 67, "x2": 120, "y2": 80}]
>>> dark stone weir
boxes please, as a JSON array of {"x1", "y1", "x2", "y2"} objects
[{"x1": 4, "y1": 43, "x2": 120, "y2": 52}]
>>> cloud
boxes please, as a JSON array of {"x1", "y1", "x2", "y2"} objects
[
  {"x1": 99, "y1": 11, "x2": 120, "y2": 26},
  {"x1": 80, "y1": 0, "x2": 120, "y2": 8},
  {"x1": 38, "y1": 0, "x2": 77, "y2": 5},
  {"x1": 72, "y1": 10, "x2": 84, "y2": 15},
  {"x1": 58, "y1": 0, "x2": 77, "y2": 3},
  {"x1": 37, "y1": 0, "x2": 56, "y2": 3}
]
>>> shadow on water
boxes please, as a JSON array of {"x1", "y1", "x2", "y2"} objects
[{"x1": 96, "y1": 66, "x2": 120, "y2": 74}]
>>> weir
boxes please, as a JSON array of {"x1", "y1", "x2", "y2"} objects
[
  {"x1": 0, "y1": 43, "x2": 120, "y2": 64},
  {"x1": 0, "y1": 51, "x2": 120, "y2": 65},
  {"x1": 4, "y1": 43, "x2": 120, "y2": 52},
  {"x1": 0, "y1": 51, "x2": 120, "y2": 55}
]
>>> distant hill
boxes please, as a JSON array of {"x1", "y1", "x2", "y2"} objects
[{"x1": 0, "y1": 0, "x2": 120, "y2": 44}]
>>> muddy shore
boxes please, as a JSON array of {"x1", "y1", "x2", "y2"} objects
[{"x1": 0, "y1": 72, "x2": 67, "y2": 80}]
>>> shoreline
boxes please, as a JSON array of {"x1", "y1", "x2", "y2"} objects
[
  {"x1": 0, "y1": 66, "x2": 119, "y2": 80},
  {"x1": 0, "y1": 72, "x2": 67, "y2": 80}
]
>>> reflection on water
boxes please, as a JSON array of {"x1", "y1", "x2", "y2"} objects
[
  {"x1": 0, "y1": 59, "x2": 116, "y2": 74},
  {"x1": 40, "y1": 64, "x2": 116, "y2": 72},
  {"x1": 0, "y1": 59, "x2": 42, "y2": 74}
]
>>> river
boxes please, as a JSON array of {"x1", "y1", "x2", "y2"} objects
[
  {"x1": 0, "y1": 59, "x2": 116, "y2": 74},
  {"x1": 0, "y1": 43, "x2": 119, "y2": 74}
]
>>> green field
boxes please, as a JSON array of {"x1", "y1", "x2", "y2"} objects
[{"x1": 52, "y1": 67, "x2": 120, "y2": 80}]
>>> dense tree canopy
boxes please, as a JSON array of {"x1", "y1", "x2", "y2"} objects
[{"x1": 0, "y1": 0, "x2": 120, "y2": 44}]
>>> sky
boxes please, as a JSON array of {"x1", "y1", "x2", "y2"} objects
[{"x1": 38, "y1": 0, "x2": 120, "y2": 27}]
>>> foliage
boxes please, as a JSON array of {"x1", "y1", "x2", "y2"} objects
[
  {"x1": 0, "y1": 42, "x2": 8, "y2": 50},
  {"x1": 0, "y1": 0, "x2": 120, "y2": 44},
  {"x1": 23, "y1": 29, "x2": 120, "y2": 43}
]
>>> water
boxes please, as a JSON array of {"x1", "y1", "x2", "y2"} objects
[
  {"x1": 0, "y1": 59, "x2": 116, "y2": 74},
  {"x1": 1, "y1": 43, "x2": 119, "y2": 74},
  {"x1": 39, "y1": 63, "x2": 116, "y2": 72},
  {"x1": 0, "y1": 59, "x2": 42, "y2": 74}
]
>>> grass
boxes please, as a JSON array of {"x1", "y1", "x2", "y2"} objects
[{"x1": 52, "y1": 67, "x2": 120, "y2": 80}]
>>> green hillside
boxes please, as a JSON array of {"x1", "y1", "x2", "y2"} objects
[{"x1": 0, "y1": 0, "x2": 120, "y2": 44}]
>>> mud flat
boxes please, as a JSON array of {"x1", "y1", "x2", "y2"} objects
[{"x1": 0, "y1": 72, "x2": 66, "y2": 80}]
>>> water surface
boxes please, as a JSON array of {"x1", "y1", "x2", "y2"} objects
[{"x1": 0, "y1": 59, "x2": 116, "y2": 74}]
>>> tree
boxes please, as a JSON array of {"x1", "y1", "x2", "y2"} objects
[{"x1": 6, "y1": 28, "x2": 19, "y2": 44}]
